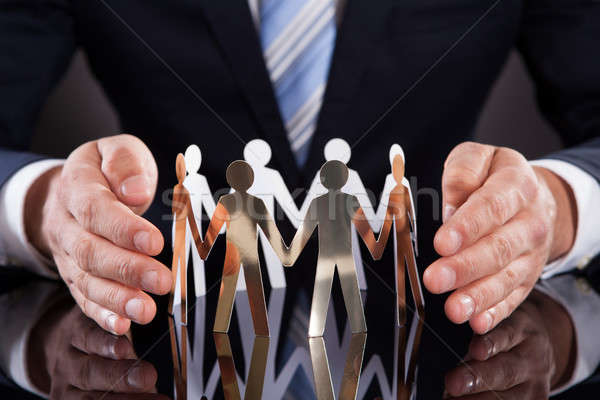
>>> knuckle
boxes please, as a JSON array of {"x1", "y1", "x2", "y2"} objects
[
  {"x1": 443, "y1": 168, "x2": 482, "y2": 195},
  {"x1": 489, "y1": 233, "x2": 514, "y2": 266},
  {"x1": 501, "y1": 361, "x2": 520, "y2": 387},
  {"x1": 77, "y1": 357, "x2": 93, "y2": 390},
  {"x1": 76, "y1": 198, "x2": 98, "y2": 229},
  {"x1": 116, "y1": 259, "x2": 134, "y2": 284},
  {"x1": 481, "y1": 191, "x2": 509, "y2": 224},
  {"x1": 458, "y1": 214, "x2": 483, "y2": 241},
  {"x1": 528, "y1": 215, "x2": 551, "y2": 246},
  {"x1": 76, "y1": 271, "x2": 92, "y2": 298},
  {"x1": 73, "y1": 238, "x2": 95, "y2": 272},
  {"x1": 104, "y1": 285, "x2": 124, "y2": 310}
]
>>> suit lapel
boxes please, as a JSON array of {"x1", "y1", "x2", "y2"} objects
[
  {"x1": 304, "y1": 0, "x2": 396, "y2": 177},
  {"x1": 199, "y1": 0, "x2": 301, "y2": 183}
]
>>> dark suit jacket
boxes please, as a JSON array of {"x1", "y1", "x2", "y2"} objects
[{"x1": 0, "y1": 0, "x2": 599, "y2": 279}]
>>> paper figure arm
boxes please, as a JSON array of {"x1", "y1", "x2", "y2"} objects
[
  {"x1": 351, "y1": 173, "x2": 378, "y2": 231},
  {"x1": 271, "y1": 172, "x2": 302, "y2": 228},
  {"x1": 284, "y1": 199, "x2": 318, "y2": 266},
  {"x1": 257, "y1": 201, "x2": 290, "y2": 263},
  {"x1": 354, "y1": 205, "x2": 393, "y2": 260},
  {"x1": 298, "y1": 175, "x2": 321, "y2": 218},
  {"x1": 374, "y1": 175, "x2": 395, "y2": 232},
  {"x1": 403, "y1": 178, "x2": 418, "y2": 256},
  {"x1": 196, "y1": 201, "x2": 228, "y2": 260}
]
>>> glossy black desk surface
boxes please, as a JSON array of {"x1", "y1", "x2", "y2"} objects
[{"x1": 0, "y1": 259, "x2": 598, "y2": 400}]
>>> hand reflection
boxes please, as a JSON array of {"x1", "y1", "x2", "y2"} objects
[
  {"x1": 29, "y1": 304, "x2": 169, "y2": 399},
  {"x1": 444, "y1": 290, "x2": 575, "y2": 399}
]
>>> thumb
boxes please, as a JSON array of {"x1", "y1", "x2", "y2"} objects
[{"x1": 97, "y1": 134, "x2": 158, "y2": 215}]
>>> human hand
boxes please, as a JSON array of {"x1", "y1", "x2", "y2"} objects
[
  {"x1": 29, "y1": 303, "x2": 169, "y2": 400},
  {"x1": 25, "y1": 134, "x2": 172, "y2": 335},
  {"x1": 444, "y1": 290, "x2": 575, "y2": 398},
  {"x1": 424, "y1": 142, "x2": 577, "y2": 333}
]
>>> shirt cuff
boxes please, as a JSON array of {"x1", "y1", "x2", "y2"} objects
[
  {"x1": 0, "y1": 159, "x2": 64, "y2": 278},
  {"x1": 529, "y1": 159, "x2": 600, "y2": 279},
  {"x1": 535, "y1": 275, "x2": 600, "y2": 395}
]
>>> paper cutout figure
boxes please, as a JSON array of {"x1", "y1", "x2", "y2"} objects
[
  {"x1": 374, "y1": 144, "x2": 418, "y2": 255},
  {"x1": 214, "y1": 333, "x2": 270, "y2": 400},
  {"x1": 375, "y1": 153, "x2": 425, "y2": 325},
  {"x1": 286, "y1": 160, "x2": 391, "y2": 337},
  {"x1": 233, "y1": 139, "x2": 301, "y2": 291},
  {"x1": 309, "y1": 333, "x2": 367, "y2": 400},
  {"x1": 197, "y1": 160, "x2": 288, "y2": 337},
  {"x1": 169, "y1": 154, "x2": 203, "y2": 324},
  {"x1": 300, "y1": 138, "x2": 376, "y2": 290}
]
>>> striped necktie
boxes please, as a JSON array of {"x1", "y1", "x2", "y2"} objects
[{"x1": 260, "y1": 0, "x2": 337, "y2": 167}]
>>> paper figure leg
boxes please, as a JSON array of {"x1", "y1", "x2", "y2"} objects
[
  {"x1": 213, "y1": 248, "x2": 241, "y2": 334},
  {"x1": 308, "y1": 337, "x2": 335, "y2": 400},
  {"x1": 351, "y1": 226, "x2": 368, "y2": 290},
  {"x1": 338, "y1": 256, "x2": 367, "y2": 334},
  {"x1": 244, "y1": 336, "x2": 270, "y2": 399},
  {"x1": 242, "y1": 256, "x2": 270, "y2": 337},
  {"x1": 186, "y1": 219, "x2": 207, "y2": 296},
  {"x1": 259, "y1": 229, "x2": 287, "y2": 288},
  {"x1": 308, "y1": 259, "x2": 336, "y2": 337},
  {"x1": 394, "y1": 229, "x2": 407, "y2": 326},
  {"x1": 169, "y1": 247, "x2": 187, "y2": 324},
  {"x1": 402, "y1": 236, "x2": 425, "y2": 318},
  {"x1": 213, "y1": 333, "x2": 242, "y2": 400}
]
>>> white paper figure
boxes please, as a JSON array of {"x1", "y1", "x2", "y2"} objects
[
  {"x1": 299, "y1": 138, "x2": 376, "y2": 290},
  {"x1": 172, "y1": 144, "x2": 219, "y2": 301},
  {"x1": 374, "y1": 144, "x2": 418, "y2": 255},
  {"x1": 232, "y1": 139, "x2": 301, "y2": 291}
]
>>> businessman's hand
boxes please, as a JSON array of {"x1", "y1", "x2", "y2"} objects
[
  {"x1": 25, "y1": 134, "x2": 172, "y2": 335},
  {"x1": 424, "y1": 142, "x2": 577, "y2": 334}
]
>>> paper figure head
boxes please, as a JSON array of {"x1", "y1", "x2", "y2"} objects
[
  {"x1": 392, "y1": 154, "x2": 405, "y2": 184},
  {"x1": 389, "y1": 144, "x2": 405, "y2": 166},
  {"x1": 244, "y1": 139, "x2": 271, "y2": 167},
  {"x1": 176, "y1": 153, "x2": 186, "y2": 183},
  {"x1": 320, "y1": 160, "x2": 349, "y2": 190},
  {"x1": 226, "y1": 160, "x2": 254, "y2": 192},
  {"x1": 184, "y1": 144, "x2": 202, "y2": 173},
  {"x1": 324, "y1": 138, "x2": 351, "y2": 163}
]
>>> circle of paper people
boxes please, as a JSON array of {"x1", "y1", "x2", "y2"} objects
[{"x1": 170, "y1": 138, "x2": 423, "y2": 337}]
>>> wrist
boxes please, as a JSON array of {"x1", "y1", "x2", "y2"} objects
[
  {"x1": 533, "y1": 166, "x2": 577, "y2": 261},
  {"x1": 24, "y1": 166, "x2": 62, "y2": 258}
]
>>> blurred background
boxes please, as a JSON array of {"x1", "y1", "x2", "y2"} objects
[{"x1": 31, "y1": 50, "x2": 563, "y2": 160}]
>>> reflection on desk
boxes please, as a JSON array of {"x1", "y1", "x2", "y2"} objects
[{"x1": 1, "y1": 269, "x2": 600, "y2": 399}]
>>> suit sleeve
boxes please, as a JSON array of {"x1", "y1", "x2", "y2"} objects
[
  {"x1": 517, "y1": 0, "x2": 600, "y2": 179},
  {"x1": 0, "y1": 0, "x2": 76, "y2": 187}
]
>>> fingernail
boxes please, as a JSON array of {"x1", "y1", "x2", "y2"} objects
[
  {"x1": 458, "y1": 295, "x2": 475, "y2": 320},
  {"x1": 134, "y1": 231, "x2": 151, "y2": 253},
  {"x1": 437, "y1": 265, "x2": 456, "y2": 292},
  {"x1": 443, "y1": 205, "x2": 456, "y2": 222},
  {"x1": 482, "y1": 311, "x2": 493, "y2": 332},
  {"x1": 127, "y1": 365, "x2": 147, "y2": 389},
  {"x1": 106, "y1": 313, "x2": 119, "y2": 334},
  {"x1": 483, "y1": 335, "x2": 496, "y2": 357},
  {"x1": 121, "y1": 175, "x2": 150, "y2": 197},
  {"x1": 461, "y1": 371, "x2": 475, "y2": 393},
  {"x1": 125, "y1": 298, "x2": 145, "y2": 320},
  {"x1": 446, "y1": 228, "x2": 462, "y2": 253},
  {"x1": 141, "y1": 270, "x2": 158, "y2": 292}
]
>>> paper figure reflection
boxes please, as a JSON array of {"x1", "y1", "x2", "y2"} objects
[
  {"x1": 196, "y1": 160, "x2": 288, "y2": 336},
  {"x1": 286, "y1": 160, "x2": 391, "y2": 337}
]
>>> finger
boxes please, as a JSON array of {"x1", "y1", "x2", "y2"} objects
[
  {"x1": 445, "y1": 347, "x2": 530, "y2": 397},
  {"x1": 467, "y1": 311, "x2": 528, "y2": 361},
  {"x1": 70, "y1": 270, "x2": 157, "y2": 325},
  {"x1": 67, "y1": 281, "x2": 131, "y2": 335},
  {"x1": 62, "y1": 139, "x2": 163, "y2": 255},
  {"x1": 436, "y1": 149, "x2": 538, "y2": 256},
  {"x1": 61, "y1": 218, "x2": 171, "y2": 294},
  {"x1": 425, "y1": 210, "x2": 546, "y2": 294},
  {"x1": 62, "y1": 390, "x2": 168, "y2": 400},
  {"x1": 68, "y1": 350, "x2": 157, "y2": 393},
  {"x1": 469, "y1": 285, "x2": 532, "y2": 334},
  {"x1": 442, "y1": 142, "x2": 495, "y2": 222},
  {"x1": 442, "y1": 253, "x2": 534, "y2": 326},
  {"x1": 97, "y1": 134, "x2": 158, "y2": 211},
  {"x1": 71, "y1": 314, "x2": 137, "y2": 359}
]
